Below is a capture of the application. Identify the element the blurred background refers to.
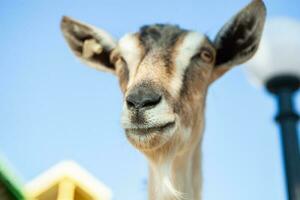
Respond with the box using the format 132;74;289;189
0;0;299;200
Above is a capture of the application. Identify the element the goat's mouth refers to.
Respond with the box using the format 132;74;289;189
125;121;176;150
125;121;175;135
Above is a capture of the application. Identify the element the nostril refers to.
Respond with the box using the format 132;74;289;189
126;96;136;109
141;95;161;108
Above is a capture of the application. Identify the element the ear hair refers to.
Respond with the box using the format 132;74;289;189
61;16;117;73
210;0;266;83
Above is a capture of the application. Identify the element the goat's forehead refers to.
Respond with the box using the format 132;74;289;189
138;24;187;50
118;24;207;58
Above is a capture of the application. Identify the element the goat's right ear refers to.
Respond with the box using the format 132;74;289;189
209;0;266;83
61;16;117;74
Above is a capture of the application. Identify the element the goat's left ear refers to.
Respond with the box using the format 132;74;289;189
61;16;117;74
210;0;266;83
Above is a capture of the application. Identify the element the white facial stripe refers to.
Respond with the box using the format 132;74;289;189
170;32;206;97
118;34;143;86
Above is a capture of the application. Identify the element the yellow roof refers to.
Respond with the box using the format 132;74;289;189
25;161;112;200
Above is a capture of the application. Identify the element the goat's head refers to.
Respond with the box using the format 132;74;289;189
61;0;265;155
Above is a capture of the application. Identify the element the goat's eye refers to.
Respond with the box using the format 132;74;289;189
192;48;213;64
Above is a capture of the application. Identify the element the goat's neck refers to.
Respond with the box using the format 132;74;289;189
146;124;204;200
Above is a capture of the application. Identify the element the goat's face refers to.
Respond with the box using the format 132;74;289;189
116;30;216;151
61;0;266;152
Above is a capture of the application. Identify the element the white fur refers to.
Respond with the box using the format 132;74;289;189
170;32;205;97
150;157;184;200
118;34;143;87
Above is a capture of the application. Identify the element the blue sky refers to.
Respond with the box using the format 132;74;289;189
0;0;299;200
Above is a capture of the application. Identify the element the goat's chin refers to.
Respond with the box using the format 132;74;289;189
125;122;176;151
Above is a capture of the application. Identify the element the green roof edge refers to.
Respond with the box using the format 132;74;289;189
0;155;26;200
0;170;26;200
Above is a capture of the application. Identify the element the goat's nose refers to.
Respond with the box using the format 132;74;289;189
126;87;161;110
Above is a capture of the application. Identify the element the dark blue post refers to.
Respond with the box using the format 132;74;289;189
267;75;300;200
